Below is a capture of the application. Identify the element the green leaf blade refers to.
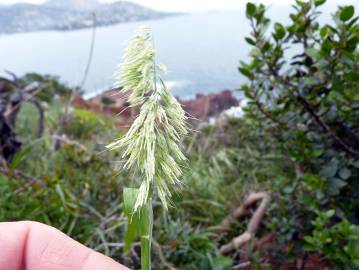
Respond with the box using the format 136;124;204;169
123;188;141;253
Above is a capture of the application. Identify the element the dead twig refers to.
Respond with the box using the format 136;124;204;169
52;135;88;152
0;74;45;161
219;192;270;255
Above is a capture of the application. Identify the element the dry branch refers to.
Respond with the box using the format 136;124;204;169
219;192;270;255
0;75;45;161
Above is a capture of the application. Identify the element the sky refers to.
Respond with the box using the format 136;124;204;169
0;0;350;12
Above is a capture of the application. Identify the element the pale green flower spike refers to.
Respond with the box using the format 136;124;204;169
107;26;188;212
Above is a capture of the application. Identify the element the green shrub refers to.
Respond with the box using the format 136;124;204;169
304;210;359;268
239;0;359;266
19;73;73;102
64;108;113;140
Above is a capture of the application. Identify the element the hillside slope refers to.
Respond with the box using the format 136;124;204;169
0;1;174;34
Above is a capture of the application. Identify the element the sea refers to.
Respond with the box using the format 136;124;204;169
0;1;352;99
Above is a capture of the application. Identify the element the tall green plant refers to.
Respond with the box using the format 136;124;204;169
107;27;188;270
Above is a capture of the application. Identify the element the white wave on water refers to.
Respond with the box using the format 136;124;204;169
83;88;111;99
164;80;190;91
224;99;248;118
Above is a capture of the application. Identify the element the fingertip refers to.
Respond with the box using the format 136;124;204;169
0;221;31;270
24;221;92;270
81;251;130;270
0;221;130;270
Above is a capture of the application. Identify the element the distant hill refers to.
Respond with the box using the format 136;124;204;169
0;0;175;34
44;0;100;10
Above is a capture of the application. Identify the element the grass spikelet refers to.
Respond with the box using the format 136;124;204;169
107;26;188;212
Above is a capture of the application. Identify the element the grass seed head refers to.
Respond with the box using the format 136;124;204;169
108;26;188;212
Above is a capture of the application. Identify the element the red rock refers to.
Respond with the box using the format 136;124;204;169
179;90;239;120
72;95;91;110
72;89;239;128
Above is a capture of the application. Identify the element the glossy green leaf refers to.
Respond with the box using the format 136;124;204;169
345;71;359;81
325;209;336;218
340;6;355;22
320;25;329;38
262;41;271;52
245;37;256;46
320;160;338;178
314;0;326;7
238;67;252;78
246;2;256;17
274;23;286;40
321;39;332;54
339;167;351;180
328;178;347;195
346;36;359;52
